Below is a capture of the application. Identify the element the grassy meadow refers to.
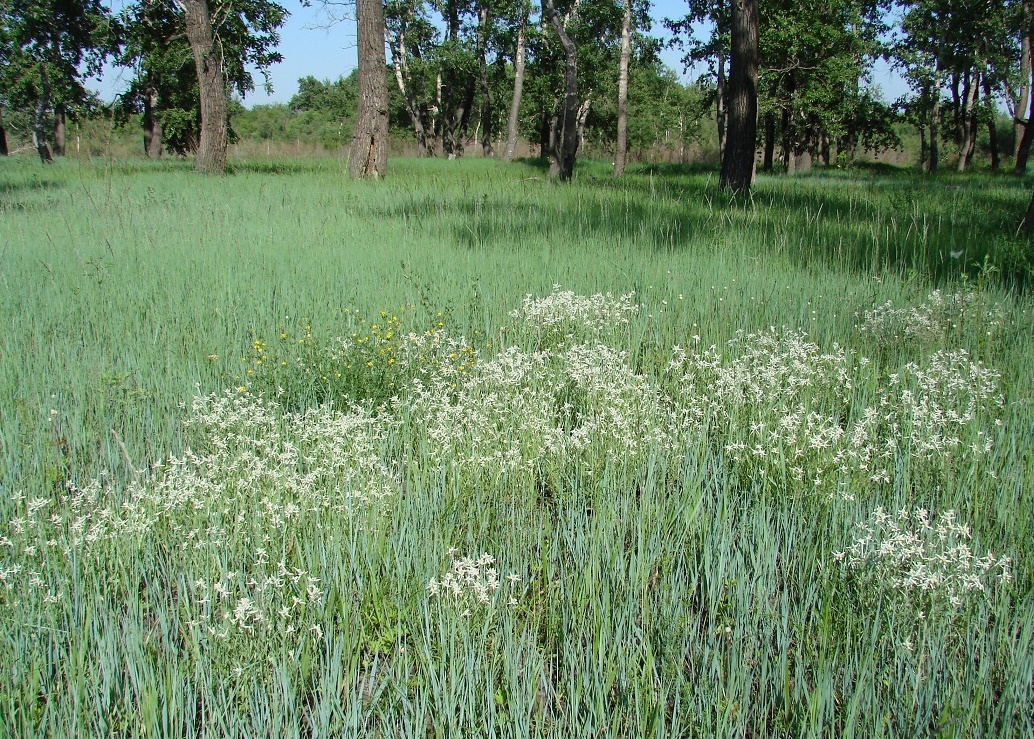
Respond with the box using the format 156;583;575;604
1;154;1033;736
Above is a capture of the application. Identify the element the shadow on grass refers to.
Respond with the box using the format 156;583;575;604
362;160;1034;287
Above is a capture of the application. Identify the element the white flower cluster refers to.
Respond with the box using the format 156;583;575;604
667;332;1001;492
405;342;668;478
510;285;638;344
834;507;1013;608
184;558;325;649
1;390;397;597
858;289;1004;346
427;550;520;611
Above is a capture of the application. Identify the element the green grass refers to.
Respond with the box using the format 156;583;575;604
1;154;1032;736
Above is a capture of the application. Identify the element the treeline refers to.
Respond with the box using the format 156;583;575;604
3;0;1034;182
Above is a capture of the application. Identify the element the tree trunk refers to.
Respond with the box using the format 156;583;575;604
143;85;163;158
613;0;631;176
546;0;579;181
53;103;66;156
762;111;774;171
0;106;8;156
719;0;758;192
350;0;390;178
477;1;493;157
183;0;227;175
1017;21;1031;158
928;91;940;174
820;130;830;166
982;75;999;171
957;69;978;173
390;25;429;156
503;20;527;162
716;54;726;160
576;97;591;146
32;63;54;164
919;125;927;168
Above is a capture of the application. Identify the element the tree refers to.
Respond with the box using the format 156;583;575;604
1;0;113;162
545;0;580;180
350;0;390;177
163;0;286;174
502;0;530;161
613;0;631;175
719;0;757;192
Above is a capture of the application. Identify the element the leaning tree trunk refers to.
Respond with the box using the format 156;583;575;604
350;0;390;178
390;24;429;156
183;0;227;175
502;19;527;162
1017;22;1031;159
53;103;66;156
613;0;631;176
719;0;758;193
32;63;54;163
546;0;579;182
0;107;8;156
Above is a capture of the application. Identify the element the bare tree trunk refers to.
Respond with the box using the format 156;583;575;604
576;97;591;146
350;0;390;178
390;26;429;156
957;68;978;173
546;0;579;181
53;103;66;156
477;0;493;156
928;88;940;174
1017;23;1031;158
613;0;631;175
919;125;927;167
503;20;526;162
982;75;999;171
32;63;54;163
762;110;774;171
819;130;830;166
0;106;9;156
719;0;758;192
716;54;726;159
143;85;163;158
183;0;227;175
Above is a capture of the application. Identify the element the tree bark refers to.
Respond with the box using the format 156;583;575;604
546;0;579;181
53;103;66;156
957;68;978;173
503;20;526;162
1017;22;1031;159
1022;188;1034;234
183;0;227;175
982;76;999;171
719;0;758;192
613;0;631;176
0;106;8;156
32;63;54;163
350;0;390;178
716;54;726;160
143;85;163;158
390;25;429;155
477;0;493;156
928;89;940;174
819;130;830;166
762;110;774;171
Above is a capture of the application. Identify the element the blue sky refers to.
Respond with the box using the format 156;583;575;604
90;0;908;108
